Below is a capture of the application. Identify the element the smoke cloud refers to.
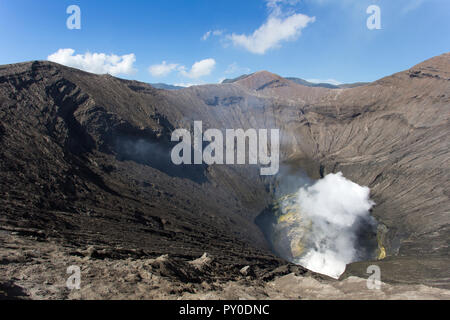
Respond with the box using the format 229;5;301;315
268;172;377;279
114;136;207;183
294;172;376;278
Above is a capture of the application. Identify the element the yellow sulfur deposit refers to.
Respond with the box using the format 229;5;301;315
278;211;297;223
271;192;312;261
376;224;388;260
291;239;305;258
378;246;386;260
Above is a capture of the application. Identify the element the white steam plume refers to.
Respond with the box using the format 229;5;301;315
272;172;376;279
295;172;376;278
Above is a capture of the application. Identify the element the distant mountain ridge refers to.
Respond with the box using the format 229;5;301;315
149;83;184;90
151;73;368;90
222;73;368;89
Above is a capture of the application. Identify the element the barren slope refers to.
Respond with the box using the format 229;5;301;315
0;53;449;298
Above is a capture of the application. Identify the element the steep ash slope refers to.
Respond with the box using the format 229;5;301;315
304;56;450;287
0;61;280;275
0;53;449;290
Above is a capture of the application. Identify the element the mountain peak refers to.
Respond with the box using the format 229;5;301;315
232;70;289;91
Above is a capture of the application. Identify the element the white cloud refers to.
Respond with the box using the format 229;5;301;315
266;0;301;15
48;48;136;76
174;82;203;88
148;61;179;77
202;29;224;41
202;31;212;41
149;58;216;80
227;0;315;54
307;78;342;86
229;14;315;54
180;58;216;79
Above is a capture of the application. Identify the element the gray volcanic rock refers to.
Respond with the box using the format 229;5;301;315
0;61;278;272
0;53;449;298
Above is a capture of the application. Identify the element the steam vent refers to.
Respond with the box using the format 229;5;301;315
1;53;450;299
257;172;381;279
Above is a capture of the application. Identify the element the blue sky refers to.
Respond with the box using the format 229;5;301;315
1;0;449;85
